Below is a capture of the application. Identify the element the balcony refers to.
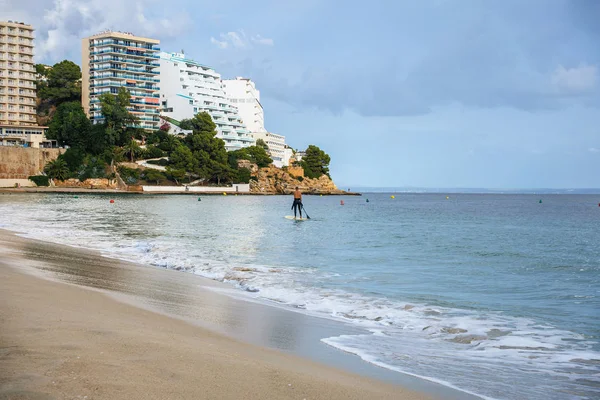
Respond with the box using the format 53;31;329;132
90;49;160;59
90;65;159;75
18;39;33;47
91;73;159;83
90;57;160;68
18;90;36;98
90;81;159;91
91;39;159;51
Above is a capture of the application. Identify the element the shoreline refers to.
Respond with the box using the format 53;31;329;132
0;229;475;400
0;187;362;196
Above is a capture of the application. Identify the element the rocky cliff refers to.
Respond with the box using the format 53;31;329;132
247;164;345;195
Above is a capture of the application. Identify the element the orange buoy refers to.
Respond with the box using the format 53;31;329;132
110;199;115;204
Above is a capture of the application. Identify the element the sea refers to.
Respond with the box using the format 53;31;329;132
1;192;599;400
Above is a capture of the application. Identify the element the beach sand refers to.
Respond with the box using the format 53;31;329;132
0;231;431;400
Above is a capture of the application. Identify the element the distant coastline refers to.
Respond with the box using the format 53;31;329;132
348;187;600;195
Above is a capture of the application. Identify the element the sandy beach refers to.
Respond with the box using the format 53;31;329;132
0;230;431;400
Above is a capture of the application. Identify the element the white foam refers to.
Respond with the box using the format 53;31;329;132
1;200;599;400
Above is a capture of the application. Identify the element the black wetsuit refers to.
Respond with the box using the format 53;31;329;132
292;197;303;217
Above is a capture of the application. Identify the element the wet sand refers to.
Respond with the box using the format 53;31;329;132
0;230;432;400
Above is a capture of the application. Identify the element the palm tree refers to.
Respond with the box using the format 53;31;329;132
123;138;141;162
44;158;70;181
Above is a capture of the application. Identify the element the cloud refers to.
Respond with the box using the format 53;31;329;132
210;30;274;49
210;37;229;49
2;0;191;62
552;65;598;93
251;34;274;46
220;2;600;117
589;147;599;153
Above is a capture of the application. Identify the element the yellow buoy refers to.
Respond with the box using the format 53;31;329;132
391;195;395;199
223;192;227;196
446;196;449;200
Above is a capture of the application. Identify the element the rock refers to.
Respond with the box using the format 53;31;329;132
249;165;344;195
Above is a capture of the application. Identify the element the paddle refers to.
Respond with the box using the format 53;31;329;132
301;204;311;219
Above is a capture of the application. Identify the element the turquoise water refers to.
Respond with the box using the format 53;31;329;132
1;193;599;399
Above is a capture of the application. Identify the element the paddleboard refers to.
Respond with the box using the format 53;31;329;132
285;216;309;221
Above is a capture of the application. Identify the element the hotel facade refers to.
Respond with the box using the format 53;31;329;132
82;31;161;131
0;21;49;147
222;77;265;134
159;51;254;151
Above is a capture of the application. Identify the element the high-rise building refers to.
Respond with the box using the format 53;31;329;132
0;21;49;148
223;77;292;167
82;31;161;131
222;77;265;134
159;51;254;151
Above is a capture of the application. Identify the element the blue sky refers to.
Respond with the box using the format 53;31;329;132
5;0;600;188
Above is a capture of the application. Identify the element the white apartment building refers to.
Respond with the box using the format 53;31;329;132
159;52;254;151
253;131;290;168
222;77;265;134
82;31;161;131
223;77;296;167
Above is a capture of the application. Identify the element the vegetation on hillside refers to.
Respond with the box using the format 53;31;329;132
36;59;333;186
36;60;82;125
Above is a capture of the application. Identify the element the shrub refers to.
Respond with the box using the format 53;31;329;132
235;167;251;184
143;169;166;185
143;145;166;159
297;176;304;182
77;156;108;181
147;158;169;166
29;175;49;187
117;166;140;184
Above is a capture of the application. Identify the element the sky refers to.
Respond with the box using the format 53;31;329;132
3;0;600;189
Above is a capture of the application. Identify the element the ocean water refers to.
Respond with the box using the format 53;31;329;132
1;193;599;400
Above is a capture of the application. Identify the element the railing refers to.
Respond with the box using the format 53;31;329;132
90;49;160;59
91;90;159;98
91;39;159;50
90;57;160;67
91;73;159;83
90;66;159;75
90;82;159;91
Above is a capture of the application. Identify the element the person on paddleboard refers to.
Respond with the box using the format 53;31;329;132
292;187;303;219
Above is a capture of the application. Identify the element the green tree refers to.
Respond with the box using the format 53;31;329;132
44;158;70;181
301;145;331;179
38;60;81;106
256;138;269;151
179;119;193;130
165;167;187;185
169;144;196;172
228;146;272;169
144;169;166;185
61;147;86;172
235;167;251;183
183;112;231;182
99;87;139;146
123;138;142;162
245;146;272;168
46;102;91;148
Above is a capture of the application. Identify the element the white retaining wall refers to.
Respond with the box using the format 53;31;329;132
0;179;37;188
142;184;250;193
